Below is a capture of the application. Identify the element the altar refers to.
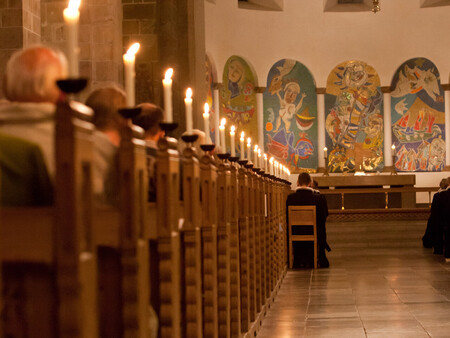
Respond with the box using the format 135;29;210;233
314;174;416;209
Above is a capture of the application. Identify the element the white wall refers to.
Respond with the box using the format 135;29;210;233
205;0;450;87
205;0;450;189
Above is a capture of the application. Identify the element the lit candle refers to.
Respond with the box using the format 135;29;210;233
203;103;210;144
258;149;262;169
391;144;396;157
63;0;81;78
240;131;245;160
247;137;252;162
254;145;258;166
123;42;140;107
185;88;193;134
264;154;268;171
230;125;236;157
269;157;274;175
219;118;226;153
324;147;328;158
162;68;173;122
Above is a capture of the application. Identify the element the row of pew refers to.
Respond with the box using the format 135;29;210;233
0;95;292;337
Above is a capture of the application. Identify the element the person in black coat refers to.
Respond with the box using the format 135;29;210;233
286;172;330;268
422;178;448;253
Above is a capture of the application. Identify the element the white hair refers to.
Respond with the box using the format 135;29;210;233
4;45;68;103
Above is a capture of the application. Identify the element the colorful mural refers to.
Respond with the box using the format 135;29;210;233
263;59;318;172
325;61;384;173
391;58;445;172
220;56;258;154
206;54;216;143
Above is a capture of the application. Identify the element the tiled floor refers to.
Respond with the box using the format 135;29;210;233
258;220;450;337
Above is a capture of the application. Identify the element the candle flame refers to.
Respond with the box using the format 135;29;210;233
230;125;235;133
220;118;226;127
258;149;261;156
391;144;395;149
204;103;209;115
164;68;173;80
269;157;274;163
68;0;81;11
254;144;258;152
247;137;251;145
126;43;140;56
186;88;192;99
264;153;267;160
240;131;245;140
323;147;327;151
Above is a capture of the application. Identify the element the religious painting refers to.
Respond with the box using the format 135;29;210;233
220;56;258;152
263;59;318;173
391;58;445;172
206;53;217;143
325;60;384;173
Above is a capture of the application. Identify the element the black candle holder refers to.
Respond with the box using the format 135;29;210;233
118;107;141;119
56;78;89;94
229;156;239;163
263;173;271;178
217;153;230;161
200;144;215;153
245;162;254;169
159;122;178;137
181;134;199;144
238;159;248;167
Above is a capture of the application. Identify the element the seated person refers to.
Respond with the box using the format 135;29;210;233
422;178;448;250
286;172;329;268
131;103;165;202
0;133;53;206
0;45;68;179
85;86;127;203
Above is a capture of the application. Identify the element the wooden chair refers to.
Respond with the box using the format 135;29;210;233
287;206;317;269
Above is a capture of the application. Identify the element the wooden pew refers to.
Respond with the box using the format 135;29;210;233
0;99;98;337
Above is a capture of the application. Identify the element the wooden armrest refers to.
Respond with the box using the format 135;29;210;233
93;206;120;247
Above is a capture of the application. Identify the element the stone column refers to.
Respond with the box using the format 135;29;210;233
383;90;393;169
445;89;450;170
159;0;206;137
317;91;326;170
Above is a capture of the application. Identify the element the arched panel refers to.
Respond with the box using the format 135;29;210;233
220;55;258;153
390;57;445;172
325;60;384;173
263;59;318;173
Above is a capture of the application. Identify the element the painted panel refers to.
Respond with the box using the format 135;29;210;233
206;54;217;143
325;60;384;173
220;56;258;154
263;59;318;172
391;58;445;172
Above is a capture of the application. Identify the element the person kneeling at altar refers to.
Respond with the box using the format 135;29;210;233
85;86;127;204
132;103;165;202
286;172;330;268
0;46;67;205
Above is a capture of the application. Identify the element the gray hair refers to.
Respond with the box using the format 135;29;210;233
4;45;68;103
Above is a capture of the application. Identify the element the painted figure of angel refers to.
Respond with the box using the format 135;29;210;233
273;82;306;133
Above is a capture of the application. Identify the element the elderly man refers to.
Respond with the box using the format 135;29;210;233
0;46;67;205
0;46;67;178
286;172;330;268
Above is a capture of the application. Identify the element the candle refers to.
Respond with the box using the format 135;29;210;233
185;88;193;134
63;0;81;77
324;147;328;158
203;103;210;144
391;144;396;157
162;68;173;122
230;125;236;157
123;42;140;107
269;157;274;175
240;131;245;160
264;154;268;171
254;145;258;166
258;148;262;168
247;137;252;162
220;118;226;153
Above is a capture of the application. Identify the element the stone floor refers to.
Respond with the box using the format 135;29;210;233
257;220;450;337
